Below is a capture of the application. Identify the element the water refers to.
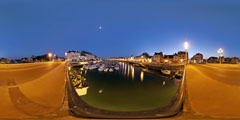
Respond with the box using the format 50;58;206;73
72;62;180;112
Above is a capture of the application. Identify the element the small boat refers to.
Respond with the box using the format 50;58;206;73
98;67;104;71
104;68;109;72
109;68;114;72
114;66;119;70
161;70;171;75
89;65;97;70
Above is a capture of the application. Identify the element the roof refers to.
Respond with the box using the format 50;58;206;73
154;52;163;55
66;50;80;53
164;55;174;59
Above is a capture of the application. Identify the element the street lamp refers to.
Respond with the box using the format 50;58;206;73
184;41;189;50
48;53;53;61
218;48;224;64
184;42;189;65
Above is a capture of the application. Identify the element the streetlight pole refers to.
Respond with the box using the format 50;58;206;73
217;48;223;64
184;42;189;66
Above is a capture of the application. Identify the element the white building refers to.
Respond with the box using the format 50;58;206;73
85;54;95;61
65;51;81;62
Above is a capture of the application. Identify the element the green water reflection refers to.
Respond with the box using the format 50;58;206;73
73;62;179;112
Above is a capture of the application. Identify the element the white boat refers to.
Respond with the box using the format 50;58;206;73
104;68;109;72
161;70;171;75
84;65;91;70
89;65;97;70
109;68;114;72
98;67;104;71
114;66;119;70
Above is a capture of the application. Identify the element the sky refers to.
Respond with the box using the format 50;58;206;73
0;0;240;59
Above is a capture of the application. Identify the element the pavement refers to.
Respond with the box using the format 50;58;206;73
0;62;66;119
1;62;240;120
186;64;240;119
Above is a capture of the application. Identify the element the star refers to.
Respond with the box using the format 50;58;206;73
99;26;102;30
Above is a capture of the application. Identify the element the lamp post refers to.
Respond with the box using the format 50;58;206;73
217;48;223;64
184;42;189;65
48;53;53;61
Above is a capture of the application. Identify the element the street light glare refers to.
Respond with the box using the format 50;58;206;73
48;53;53;57
184;42;189;50
218;48;224;57
218;48;224;54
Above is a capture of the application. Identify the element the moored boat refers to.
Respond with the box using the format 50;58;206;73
161;70;171;75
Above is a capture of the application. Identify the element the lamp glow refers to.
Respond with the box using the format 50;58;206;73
184;42;189;50
218;48;224;56
48;53;53;57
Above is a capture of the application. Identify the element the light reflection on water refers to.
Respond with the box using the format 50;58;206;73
140;71;144;82
127;65;130;77
71;61;181;111
120;62;143;81
131;66;134;80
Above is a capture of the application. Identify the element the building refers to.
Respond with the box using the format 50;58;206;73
191;53;204;64
231;57;239;64
81;51;96;61
207;57;219;63
223;57;239;64
135;52;150;62
163;51;187;64
163;55;174;64
0;58;10;64
153;52;163;63
177;51;188;64
65;51;81;62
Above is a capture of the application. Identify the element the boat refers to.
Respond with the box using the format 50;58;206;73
114;66;119;70
161;70;171;75
104;68;109;72
98;67;104;71
89;65;97;70
109;68;114;72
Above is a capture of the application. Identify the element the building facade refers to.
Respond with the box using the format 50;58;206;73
191;53;203;63
153;52;163;63
65;51;81;62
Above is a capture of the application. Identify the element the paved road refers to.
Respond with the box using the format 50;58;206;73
0;62;66;119
186;64;240;118
1;62;240;120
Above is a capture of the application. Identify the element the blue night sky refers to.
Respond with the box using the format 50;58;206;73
0;0;240;59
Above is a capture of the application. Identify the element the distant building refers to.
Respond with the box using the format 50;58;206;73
191;53;203;64
231;57;239;64
84;54;95;61
65;51;81;62
153;52;163;63
135;52;150;62
163;55;174;64
207;57;219;63
0;58;10;64
223;57;239;64
163;51;187;64
177;51;188;64
81;51;97;61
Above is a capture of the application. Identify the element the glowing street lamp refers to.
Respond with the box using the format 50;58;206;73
184;41;189;50
184;42;189;65
48;53;53;61
218;48;224;64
